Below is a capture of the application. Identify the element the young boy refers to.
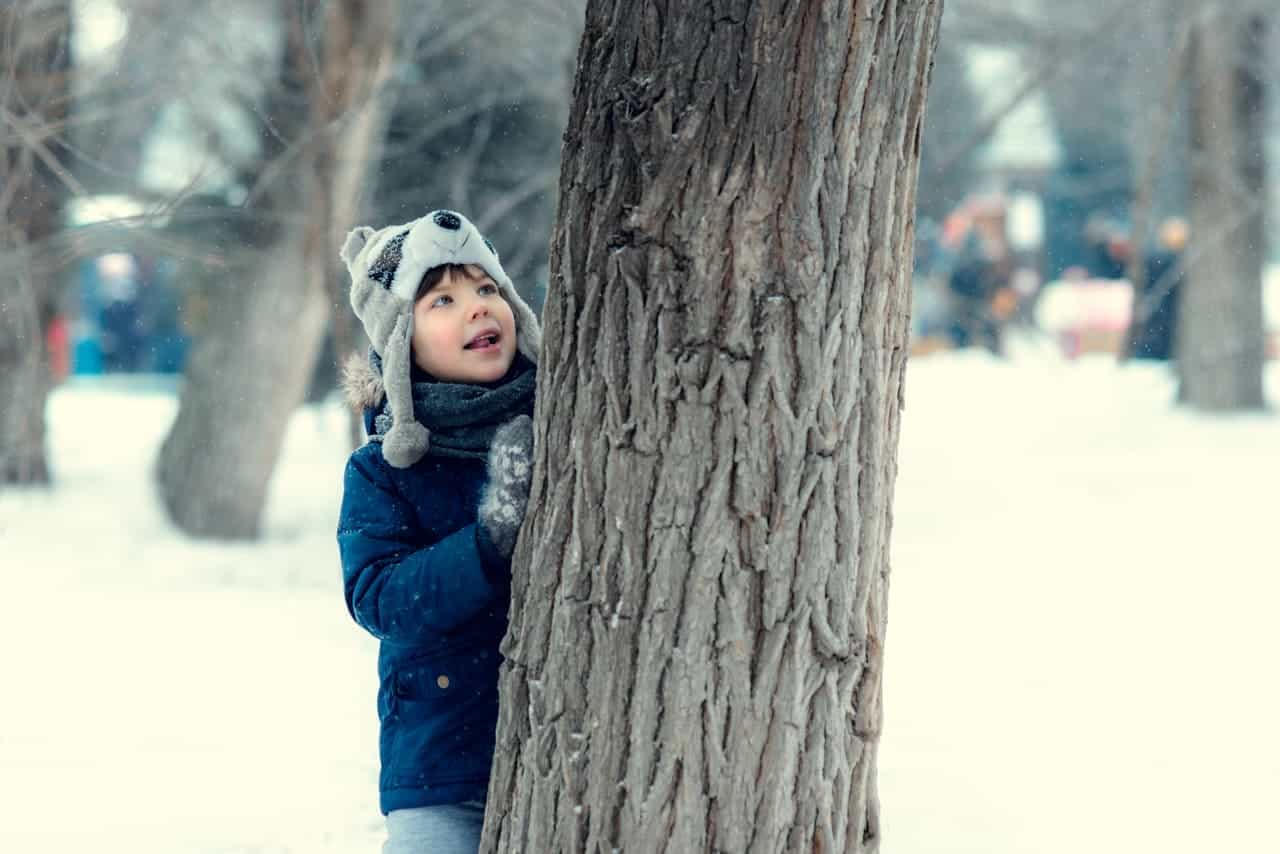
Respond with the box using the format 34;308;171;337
336;209;541;853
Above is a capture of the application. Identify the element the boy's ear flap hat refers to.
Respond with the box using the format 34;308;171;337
339;209;542;468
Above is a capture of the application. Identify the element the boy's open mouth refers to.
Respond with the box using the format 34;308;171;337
464;331;501;350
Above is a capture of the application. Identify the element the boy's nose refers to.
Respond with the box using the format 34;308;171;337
468;300;489;320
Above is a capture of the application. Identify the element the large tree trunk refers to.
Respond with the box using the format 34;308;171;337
155;0;396;537
0;0;72;486
1179;9;1268;410
483;2;942;852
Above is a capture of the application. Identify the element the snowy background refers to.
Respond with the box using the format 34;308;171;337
2;345;1277;853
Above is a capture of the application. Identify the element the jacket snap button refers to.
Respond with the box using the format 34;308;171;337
437;674;450;689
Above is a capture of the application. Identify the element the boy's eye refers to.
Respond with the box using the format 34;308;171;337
478;283;498;295
431;294;452;307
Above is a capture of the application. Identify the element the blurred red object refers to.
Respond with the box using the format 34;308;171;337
46;314;70;382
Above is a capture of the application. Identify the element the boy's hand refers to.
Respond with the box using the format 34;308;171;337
479;415;535;559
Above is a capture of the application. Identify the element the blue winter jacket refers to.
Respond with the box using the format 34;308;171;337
337;428;512;815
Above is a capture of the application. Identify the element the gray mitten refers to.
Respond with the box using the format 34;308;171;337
479;415;535;559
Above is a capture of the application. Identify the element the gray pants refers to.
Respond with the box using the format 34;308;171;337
383;801;486;854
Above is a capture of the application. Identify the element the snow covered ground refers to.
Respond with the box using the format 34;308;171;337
2;347;1277;853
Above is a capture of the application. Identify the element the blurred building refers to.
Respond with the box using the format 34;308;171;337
967;47;1062;183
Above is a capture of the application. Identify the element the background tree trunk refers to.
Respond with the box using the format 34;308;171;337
308;0;397;448
0;0;72;485
483;2;942;852
155;0;397;537
1178;8;1268;410
0;256;50;484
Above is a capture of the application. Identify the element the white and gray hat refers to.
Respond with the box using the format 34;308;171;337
339;209;541;468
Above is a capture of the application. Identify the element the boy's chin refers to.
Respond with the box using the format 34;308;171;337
465;353;515;382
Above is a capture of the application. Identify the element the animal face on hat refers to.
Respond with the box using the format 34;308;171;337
339;209;542;467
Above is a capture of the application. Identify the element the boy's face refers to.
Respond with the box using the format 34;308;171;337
411;265;517;383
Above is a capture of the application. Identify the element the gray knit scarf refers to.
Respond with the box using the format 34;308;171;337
368;349;536;460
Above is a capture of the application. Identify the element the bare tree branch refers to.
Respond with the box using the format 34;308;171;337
476;166;559;234
929;2;1141;178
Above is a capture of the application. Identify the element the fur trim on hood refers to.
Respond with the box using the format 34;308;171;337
341;351;384;412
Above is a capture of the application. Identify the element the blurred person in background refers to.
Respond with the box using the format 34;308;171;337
946;229;1004;354
1130;217;1187;361
1084;214;1132;281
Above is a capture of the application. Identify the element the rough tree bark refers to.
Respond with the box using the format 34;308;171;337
1179;8;1268;410
155;0;396;537
0;0;71;485
482;2;943;852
